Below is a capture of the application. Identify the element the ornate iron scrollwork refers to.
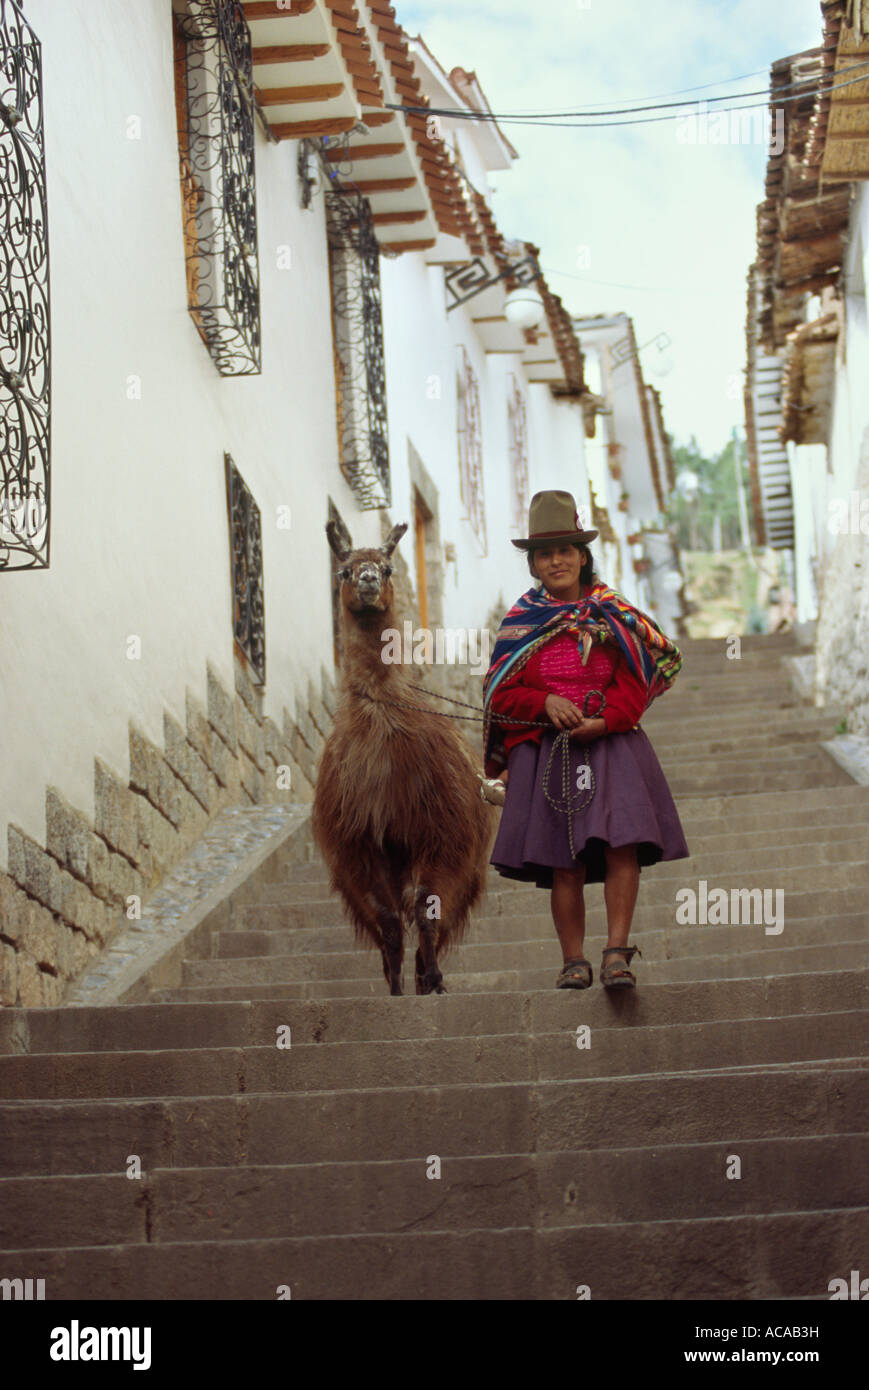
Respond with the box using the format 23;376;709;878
445;253;542;312
325;189;391;510
1;0;50;570
225;452;265;684
174;0;260;376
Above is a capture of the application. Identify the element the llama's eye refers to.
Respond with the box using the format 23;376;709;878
382;565;393;578
339;568;351;581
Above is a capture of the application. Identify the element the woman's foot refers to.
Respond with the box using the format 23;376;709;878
600;945;642;989
556;957;593;989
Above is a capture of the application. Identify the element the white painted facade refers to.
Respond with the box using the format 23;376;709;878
788;184;869;625
0;0;603;868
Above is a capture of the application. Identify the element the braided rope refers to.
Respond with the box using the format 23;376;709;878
541;691;605;859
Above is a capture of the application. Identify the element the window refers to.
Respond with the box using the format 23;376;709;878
507;374;529;530
1;0;50;570
326;189;390;509
457;344;486;553
225;453;265;684
172;0;261;376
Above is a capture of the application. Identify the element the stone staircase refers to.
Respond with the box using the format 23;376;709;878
1;632;867;1298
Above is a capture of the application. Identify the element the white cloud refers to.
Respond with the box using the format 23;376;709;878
399;0;824;455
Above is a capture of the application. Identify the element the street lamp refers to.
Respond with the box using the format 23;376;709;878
504;287;546;331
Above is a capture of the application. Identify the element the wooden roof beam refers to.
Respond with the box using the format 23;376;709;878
257;83;345;105
252;43;330;63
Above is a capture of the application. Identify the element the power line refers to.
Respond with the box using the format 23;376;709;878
426;66;773;115
385;60;869;129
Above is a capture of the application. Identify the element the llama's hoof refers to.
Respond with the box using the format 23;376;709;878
416;971;446;995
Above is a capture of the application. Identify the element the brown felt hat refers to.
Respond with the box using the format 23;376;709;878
511;490;598;551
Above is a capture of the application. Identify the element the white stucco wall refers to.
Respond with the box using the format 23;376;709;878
1;0;368;866
377;250;591;632
1;0;595;867
808;184;869;724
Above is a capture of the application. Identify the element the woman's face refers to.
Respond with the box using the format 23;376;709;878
532;544;585;598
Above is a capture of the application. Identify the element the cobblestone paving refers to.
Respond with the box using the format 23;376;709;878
65;804;310;1004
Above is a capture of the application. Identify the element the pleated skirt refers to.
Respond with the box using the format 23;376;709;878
491;726;690;888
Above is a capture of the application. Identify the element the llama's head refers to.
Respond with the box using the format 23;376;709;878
327;517;408;614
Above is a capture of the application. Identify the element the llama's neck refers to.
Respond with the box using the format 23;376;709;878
340;604;411;698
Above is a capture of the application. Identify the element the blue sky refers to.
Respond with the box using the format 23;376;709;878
398;0;825;457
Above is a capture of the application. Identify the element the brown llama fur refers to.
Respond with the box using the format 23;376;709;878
312;517;494;995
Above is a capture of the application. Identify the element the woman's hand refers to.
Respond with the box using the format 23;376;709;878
570;716;608;743
544;693;583;729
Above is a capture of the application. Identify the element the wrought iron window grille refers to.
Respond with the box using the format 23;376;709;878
173;0;261;376
1;0;50;570
225;452;265;684
326;187;391;510
507;373;529;531
456;344;487;555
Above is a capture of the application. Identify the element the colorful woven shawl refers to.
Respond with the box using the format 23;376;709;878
482;581;682;775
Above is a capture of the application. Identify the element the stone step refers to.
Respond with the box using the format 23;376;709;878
666;768;852;796
1;1063;865;1177
643;707;839;733
656;743;844;772
227;876;869;926
3;1132;865;1249
6;972;861;1055
264;820;869;894
184;926;869;987
211;910;869;965
1;1011;865;1103
248;837;869;908
5;1205;866;1299
160;941;869;999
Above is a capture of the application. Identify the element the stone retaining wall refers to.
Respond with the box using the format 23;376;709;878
0;654;335;1008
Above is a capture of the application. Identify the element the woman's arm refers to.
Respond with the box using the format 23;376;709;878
599;655;649;733
488;671;549;729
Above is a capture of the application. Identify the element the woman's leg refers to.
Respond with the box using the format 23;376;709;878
551;864;588;961
603;844;639;959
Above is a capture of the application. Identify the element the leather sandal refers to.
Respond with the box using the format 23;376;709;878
556;957;593;989
600;945;642;989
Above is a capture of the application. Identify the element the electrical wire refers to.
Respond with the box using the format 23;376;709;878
418;65;774;115
384;59;869;129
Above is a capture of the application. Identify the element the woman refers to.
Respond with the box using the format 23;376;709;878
482;490;689;990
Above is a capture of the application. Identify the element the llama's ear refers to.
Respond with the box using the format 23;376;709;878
326;518;353;561
381;522;408;559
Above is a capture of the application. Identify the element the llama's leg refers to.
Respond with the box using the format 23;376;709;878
412;886;445;995
374;904;404;995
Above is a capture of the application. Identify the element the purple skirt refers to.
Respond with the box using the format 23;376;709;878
491;726;690;888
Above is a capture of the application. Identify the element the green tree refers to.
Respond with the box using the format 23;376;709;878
665;431;755;552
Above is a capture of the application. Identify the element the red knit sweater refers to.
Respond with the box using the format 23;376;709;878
488;632;649;758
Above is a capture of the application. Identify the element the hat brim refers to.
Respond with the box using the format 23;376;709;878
511;529;598;551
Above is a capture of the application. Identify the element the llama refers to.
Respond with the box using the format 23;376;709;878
312;516;494;995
